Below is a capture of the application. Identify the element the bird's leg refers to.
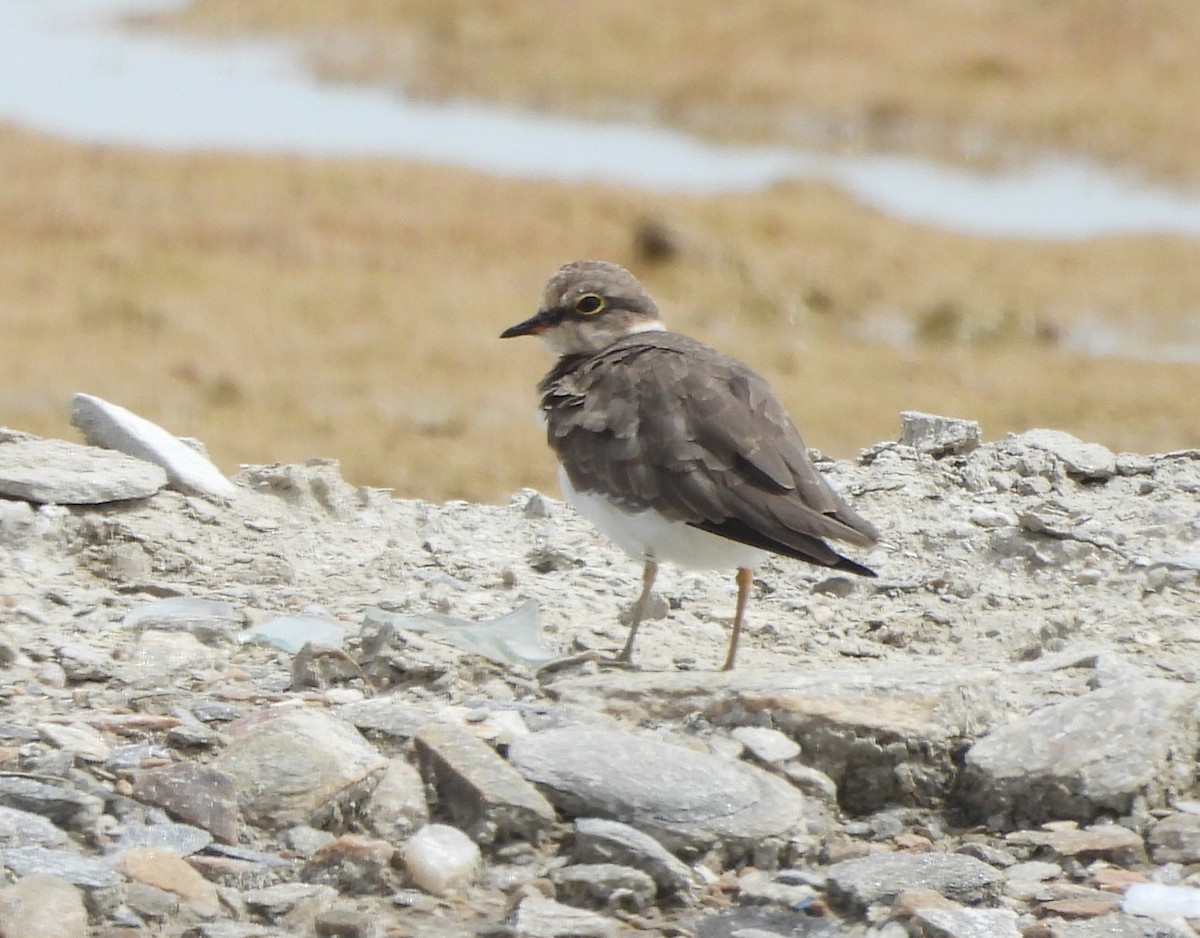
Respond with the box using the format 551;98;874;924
721;567;754;671
618;558;658;663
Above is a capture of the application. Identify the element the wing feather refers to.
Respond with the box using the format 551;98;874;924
539;332;878;571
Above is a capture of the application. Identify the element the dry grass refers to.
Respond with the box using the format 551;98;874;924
146;0;1200;182
2;120;1198;504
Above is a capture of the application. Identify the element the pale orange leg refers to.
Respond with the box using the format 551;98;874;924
721;567;754;671
618;558;658;663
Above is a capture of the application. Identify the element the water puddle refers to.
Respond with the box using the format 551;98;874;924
3;0;1200;241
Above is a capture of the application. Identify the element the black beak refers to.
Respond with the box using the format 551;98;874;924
500;309;554;339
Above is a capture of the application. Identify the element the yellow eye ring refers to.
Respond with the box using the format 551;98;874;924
574;293;605;315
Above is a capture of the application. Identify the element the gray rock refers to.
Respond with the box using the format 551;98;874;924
70;392;238;501
514;895;618;938
730;726;801;764
1047;914;1198;937
960;680;1200;824
689;906;845;937
131;761;239;844
243;882;338;919
335;697;438;738
572;817;698;898
0;438;167;504
548;665;1003;813
0;874;89;938
899;411;982;456
825;852;1003;911
35;721;112;763
551;863;657;911
0;806;70;848
1149;812;1200;864
108;820;213;857
123;597;241;645
413;721;556;842
507;728;804;853
0;777;104;831
362;758;429;839
1016;428;1117;480
913;906;1021;938
0;846;124;887
213;708;386;829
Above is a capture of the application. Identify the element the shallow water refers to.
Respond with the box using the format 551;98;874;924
3;0;1200;241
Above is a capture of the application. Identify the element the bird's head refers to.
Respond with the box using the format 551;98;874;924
501;259;665;356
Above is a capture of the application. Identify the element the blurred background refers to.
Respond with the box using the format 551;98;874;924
3;0;1199;502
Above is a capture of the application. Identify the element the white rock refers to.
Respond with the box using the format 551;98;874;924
70;393;237;501
402;824;480;896
1122;881;1200;918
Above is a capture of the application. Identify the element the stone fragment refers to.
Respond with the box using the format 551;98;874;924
123;597;241;645
304;834;396;894
413;721;556;842
572;817;698;899
551;863;656;911
125;881;182;921
898;411;982;456
109;820;213;857
0;846;123;887
825;852;1003;911
70;392;238;500
362;758;429;839
0;806;70;848
119;847;221;918
1007;825;1145;862
122;629;217;685
1046;914;1195;937
960;680;1200;824
0;874;88;938
131;761;240;844
913;906;1021;937
689;907;841;937
35;721;112;763
212;708;386;829
243;882;338;921
1148;811;1200;863
730;726;801;763
508;728;803;853
1016;428;1117;480
514;895;618;938
0;777;104;831
0;437;167;504
335;698;437;739
401;824;480;896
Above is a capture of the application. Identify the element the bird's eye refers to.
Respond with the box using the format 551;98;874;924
574;293;605;315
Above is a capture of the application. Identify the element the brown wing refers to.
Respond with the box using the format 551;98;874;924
539;332;879;574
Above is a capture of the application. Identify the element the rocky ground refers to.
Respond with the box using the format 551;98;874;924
1;405;1199;938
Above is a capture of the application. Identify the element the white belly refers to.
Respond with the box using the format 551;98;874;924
558;466;765;571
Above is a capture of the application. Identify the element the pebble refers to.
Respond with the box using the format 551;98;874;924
401;824;481;896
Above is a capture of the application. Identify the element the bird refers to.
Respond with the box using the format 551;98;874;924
501;259;879;670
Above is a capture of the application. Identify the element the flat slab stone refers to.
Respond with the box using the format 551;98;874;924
960;679;1200;824
0;438;166;504
507;728;803;853
413;721;556;842
825;852;1003;911
547;665;1005;813
1015;428;1117;480
70;392;238;500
